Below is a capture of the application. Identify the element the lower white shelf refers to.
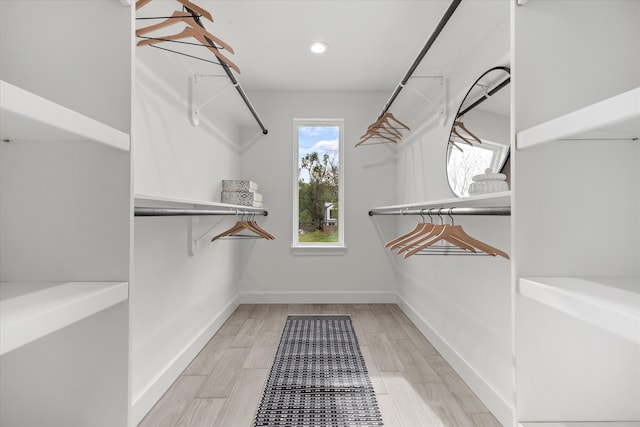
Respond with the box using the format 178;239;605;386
518;276;640;345
0;281;128;355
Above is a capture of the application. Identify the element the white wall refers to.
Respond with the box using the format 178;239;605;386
389;2;513;424
237;91;398;302
0;0;131;134
393;115;512;424
131;49;245;423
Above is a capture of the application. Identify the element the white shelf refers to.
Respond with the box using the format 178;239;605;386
0;281;129;355
371;191;511;211
518;276;640;345
134;193;265;211
517;87;640;150
0;80;130;151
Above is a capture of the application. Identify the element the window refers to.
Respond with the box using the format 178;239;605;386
447;139;508;197
293;119;344;252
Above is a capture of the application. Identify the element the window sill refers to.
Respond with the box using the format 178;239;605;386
290;246;347;256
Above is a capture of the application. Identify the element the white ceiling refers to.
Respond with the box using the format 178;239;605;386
135;0;510;127
136;0;453;91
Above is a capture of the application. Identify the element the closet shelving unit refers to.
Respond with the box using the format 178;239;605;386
135;192;266;214
0;80;131;355
370;190;510;212
517;87;639;150
516;86;640;349
135;194;268;223
1;78;131;425
514;86;639;423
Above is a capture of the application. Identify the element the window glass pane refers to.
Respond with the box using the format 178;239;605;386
295;122;342;245
447;144;495;197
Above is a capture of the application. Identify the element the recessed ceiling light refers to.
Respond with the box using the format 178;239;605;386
310;41;328;54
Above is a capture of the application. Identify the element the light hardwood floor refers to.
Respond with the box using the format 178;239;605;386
138;304;503;427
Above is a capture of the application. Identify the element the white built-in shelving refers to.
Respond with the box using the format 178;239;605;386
135;192;265;211
515;88;639;334
518;276;640;345
517;87;639;150
371;191;510;211
1;80;131;356
513;2;639;423
2;2;131;425
0;281;129;356
1;72;130;427
0;80;130;152
514;85;640;420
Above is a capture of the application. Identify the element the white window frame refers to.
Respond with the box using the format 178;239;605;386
292;118;345;255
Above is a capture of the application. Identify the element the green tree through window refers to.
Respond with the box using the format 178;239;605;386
294;120;344;246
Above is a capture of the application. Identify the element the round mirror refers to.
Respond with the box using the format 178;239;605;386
446;66;511;197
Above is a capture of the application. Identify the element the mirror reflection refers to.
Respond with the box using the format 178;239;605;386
446;67;510;197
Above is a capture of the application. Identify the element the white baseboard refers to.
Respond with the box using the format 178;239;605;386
130;294;241;425
397;295;514;427
238;291;397;305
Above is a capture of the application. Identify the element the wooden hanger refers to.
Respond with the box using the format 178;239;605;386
400;222;508;259
137;11;235;54
366;127;401;141
136;0;152;10
451;127;474;146
356;112;410;147
211;219;274;241
395;223;449;254
248;218;275;240
138;26;240;74
136;0;214;22
355;131;398;147
386;221;437;250
362;122;403;139
137;11;190;35
382;112;411;131
448;139;464;152
176;0;214;21
454;121;481;144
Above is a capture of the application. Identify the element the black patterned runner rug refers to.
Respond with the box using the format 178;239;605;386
254;315;384;426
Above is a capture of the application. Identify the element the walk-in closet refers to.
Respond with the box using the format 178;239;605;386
1;1;638;426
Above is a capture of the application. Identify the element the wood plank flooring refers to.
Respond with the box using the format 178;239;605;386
138;304;502;427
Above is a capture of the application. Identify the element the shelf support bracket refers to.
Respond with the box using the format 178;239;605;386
189;75;235;126
405;75;448;126
188;215;228;256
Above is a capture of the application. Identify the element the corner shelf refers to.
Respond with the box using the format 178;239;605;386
0;281;129;355
517;87;640;150
0;80;130;152
518;276;640;345
134;193;265;211
371;191;511;211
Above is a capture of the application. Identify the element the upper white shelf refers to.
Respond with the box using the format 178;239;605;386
518;276;640;345
0;80;130;151
517;87;640;150
371;191;511;211
0;281;129;355
134;193;265;211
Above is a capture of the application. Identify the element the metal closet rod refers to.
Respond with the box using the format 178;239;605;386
377;0;462;120
186;8;268;135
368;207;510;216
135;207;268;217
